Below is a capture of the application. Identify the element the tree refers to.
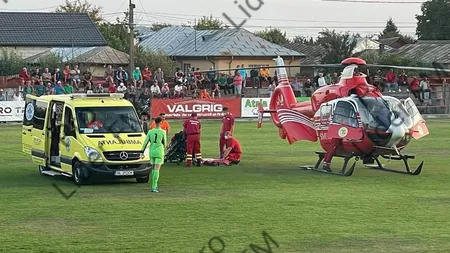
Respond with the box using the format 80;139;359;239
36;53;63;70
0;49;25;76
416;0;450;40
292;35;315;45
254;28;290;45
379;18;401;39
151;23;172;31
360;50;428;76
316;29;358;64
55;0;103;24
195;15;224;30
97;12;130;53
135;47;177;77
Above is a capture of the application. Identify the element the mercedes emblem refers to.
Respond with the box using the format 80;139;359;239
119;151;128;160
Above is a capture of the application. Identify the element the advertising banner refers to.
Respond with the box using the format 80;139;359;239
151;98;241;119
241;98;271;117
0;101;25;122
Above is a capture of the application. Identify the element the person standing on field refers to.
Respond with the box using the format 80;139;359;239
150;113;171;136
141;117;167;193
183;112;202;167
219;107;235;159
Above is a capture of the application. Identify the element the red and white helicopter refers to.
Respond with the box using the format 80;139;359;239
254;56;439;176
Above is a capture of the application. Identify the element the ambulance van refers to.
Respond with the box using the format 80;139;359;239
21;93;151;185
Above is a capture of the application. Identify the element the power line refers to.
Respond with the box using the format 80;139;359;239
322;0;425;3
134;11;418;24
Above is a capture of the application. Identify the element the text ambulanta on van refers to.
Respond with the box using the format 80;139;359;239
22;93;151;185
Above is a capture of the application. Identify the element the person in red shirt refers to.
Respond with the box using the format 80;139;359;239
108;83;117;93
19;67;30;84
223;131;242;164
409;76;420;99
219;107;235;158
183;112;202;167
385;69;397;91
142;66;152;88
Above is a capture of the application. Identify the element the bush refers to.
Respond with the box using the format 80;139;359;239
0;49;25;76
135;47;177;77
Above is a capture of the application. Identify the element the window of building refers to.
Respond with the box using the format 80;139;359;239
183;63;191;74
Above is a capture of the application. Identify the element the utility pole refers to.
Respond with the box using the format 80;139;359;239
129;0;135;72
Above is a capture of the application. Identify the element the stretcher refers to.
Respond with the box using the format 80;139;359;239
201;158;231;166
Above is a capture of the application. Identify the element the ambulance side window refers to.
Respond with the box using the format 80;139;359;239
64;107;75;137
33;101;47;130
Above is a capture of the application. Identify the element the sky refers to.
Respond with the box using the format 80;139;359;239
0;0;427;38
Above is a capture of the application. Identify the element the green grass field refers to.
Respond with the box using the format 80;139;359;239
1;119;450;253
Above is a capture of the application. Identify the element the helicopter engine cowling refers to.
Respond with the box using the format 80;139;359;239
386;115;409;148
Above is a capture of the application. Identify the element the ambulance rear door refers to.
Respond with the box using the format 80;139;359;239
31;99;50;166
22;95;37;154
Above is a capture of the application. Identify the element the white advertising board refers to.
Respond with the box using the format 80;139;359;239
241;98;271;118
0;101;25;122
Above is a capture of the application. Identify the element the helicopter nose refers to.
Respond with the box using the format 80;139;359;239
386;116;408;147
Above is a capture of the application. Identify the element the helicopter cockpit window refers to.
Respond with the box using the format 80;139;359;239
319;104;332;124
332;101;358;128
358;97;393;131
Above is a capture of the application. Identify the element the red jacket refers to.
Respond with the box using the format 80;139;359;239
385;72;396;83
183;117;201;135
410;79;419;90
226;137;242;154
19;71;30;81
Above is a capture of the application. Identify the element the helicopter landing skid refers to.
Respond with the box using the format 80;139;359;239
299;151;356;176
365;154;423;175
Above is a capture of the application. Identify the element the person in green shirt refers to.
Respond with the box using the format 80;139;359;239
35;81;46;96
132;67;142;88
141;117;167;193
324;73;332;85
64;83;73;94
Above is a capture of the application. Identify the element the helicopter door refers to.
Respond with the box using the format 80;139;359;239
328;101;363;140
402;98;429;139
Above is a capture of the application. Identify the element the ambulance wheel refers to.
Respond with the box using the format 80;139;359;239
73;161;88;185
136;175;149;183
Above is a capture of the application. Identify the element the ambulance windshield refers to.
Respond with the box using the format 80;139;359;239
76;106;142;134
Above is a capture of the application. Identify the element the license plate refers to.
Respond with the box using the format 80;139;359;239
114;170;134;176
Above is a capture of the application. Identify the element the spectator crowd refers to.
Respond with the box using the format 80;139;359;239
0;64;444;109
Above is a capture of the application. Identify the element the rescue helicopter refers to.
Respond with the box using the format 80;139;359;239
255;56;441;176
199;56;450;176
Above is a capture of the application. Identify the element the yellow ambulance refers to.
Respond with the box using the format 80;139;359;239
21;93;151;185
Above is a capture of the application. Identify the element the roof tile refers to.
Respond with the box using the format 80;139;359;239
0;12;106;47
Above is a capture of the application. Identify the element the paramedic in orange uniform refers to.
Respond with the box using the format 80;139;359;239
223;131;242;164
183;112;202;167
150;113;171;135
219;107;235;158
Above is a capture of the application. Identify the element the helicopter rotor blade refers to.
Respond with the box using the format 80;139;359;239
198;62;450;74
365;64;450;73
197;64;342;73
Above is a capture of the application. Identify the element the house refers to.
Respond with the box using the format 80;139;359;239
284;42;325;77
378;37;411;49
390;40;450;68
0;12;107;58
24;46;129;76
138;27;304;76
352;37;393;56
